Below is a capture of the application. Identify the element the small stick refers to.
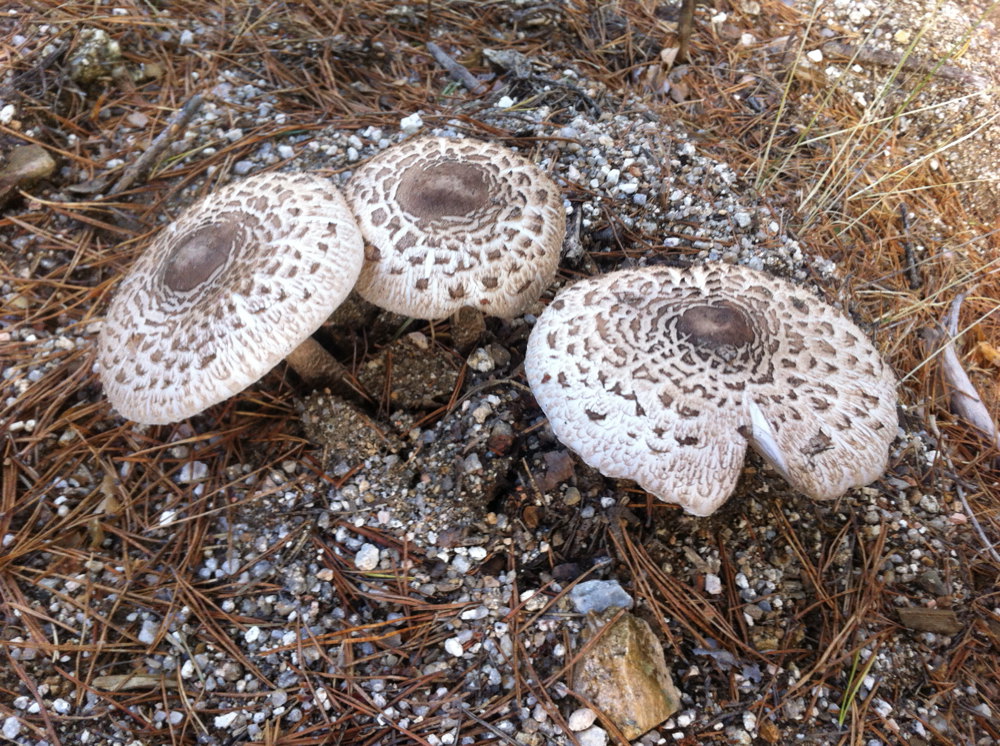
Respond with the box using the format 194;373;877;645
926;414;1000;563
426;42;487;95
898;203;922;289
821;40;989;90
678;0;697;63
108;94;204;195
955;481;1000;562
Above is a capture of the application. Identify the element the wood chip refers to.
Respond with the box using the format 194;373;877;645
92;673;178;691
897;608;962;634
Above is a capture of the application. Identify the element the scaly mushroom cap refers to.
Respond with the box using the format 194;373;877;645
524;263;899;516
98;172;364;425
345;136;566;319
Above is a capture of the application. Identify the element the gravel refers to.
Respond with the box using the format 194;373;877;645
1;2;997;745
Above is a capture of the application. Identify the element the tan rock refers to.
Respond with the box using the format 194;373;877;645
572;611;681;740
0;144;56;208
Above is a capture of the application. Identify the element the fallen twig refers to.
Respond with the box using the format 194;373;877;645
898;203;921;290
426;42;488;95
821;40;990;90
925;415;1000;563
108;94;204;195
677;0;697;63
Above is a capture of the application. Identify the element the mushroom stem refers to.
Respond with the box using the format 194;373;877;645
285;337;368;400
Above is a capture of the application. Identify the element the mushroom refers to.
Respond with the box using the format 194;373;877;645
524;263;899;516
344;135;566;323
98;172;364;425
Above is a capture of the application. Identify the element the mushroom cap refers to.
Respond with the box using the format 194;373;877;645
344;136;566;319
98;172;364;425
524;263;899;516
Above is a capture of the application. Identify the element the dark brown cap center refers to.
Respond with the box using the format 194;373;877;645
677;302;754;349
396;161;490;221
162;223;237;292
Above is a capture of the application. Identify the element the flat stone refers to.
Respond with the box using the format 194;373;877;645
572;611;681;739
569;579;634;614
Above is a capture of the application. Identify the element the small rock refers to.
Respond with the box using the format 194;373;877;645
214;711;239;728
178;461;208;483
567;708;597;731
354;543;380;572
461;605;489;621
577;725;608;746
537;449;575;491
487;422;514;455
138;619;159;645
916;569;948;596
572;612;681;739
569;579;634;614
3;716;21;739
467;347;495;373
52;699;70;714
704;573;723;595
400;112;423;133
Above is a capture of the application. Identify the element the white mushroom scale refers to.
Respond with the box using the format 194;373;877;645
98;172;364;425
525;263;899;516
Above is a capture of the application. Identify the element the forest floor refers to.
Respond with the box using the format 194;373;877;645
1;1;999;745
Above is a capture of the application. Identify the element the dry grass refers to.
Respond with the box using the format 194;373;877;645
2;1;999;745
